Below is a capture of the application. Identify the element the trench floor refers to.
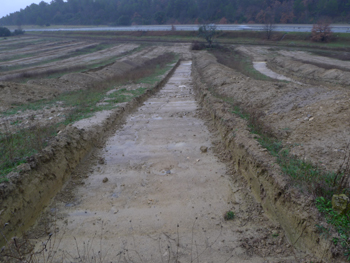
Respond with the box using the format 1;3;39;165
32;61;299;262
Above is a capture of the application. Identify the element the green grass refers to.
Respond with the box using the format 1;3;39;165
316;197;350;260
224;210;235;220
0;125;58;182
0;86;146;181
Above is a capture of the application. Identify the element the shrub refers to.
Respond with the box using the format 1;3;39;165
191;40;205;50
311;19;333;42
0;27;11;37
13;29;25;36
198;24;219;48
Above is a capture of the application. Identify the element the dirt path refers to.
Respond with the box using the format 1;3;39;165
31;61;297;262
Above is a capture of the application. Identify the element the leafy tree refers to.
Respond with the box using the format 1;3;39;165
0;27;11;37
154;11;165;24
311;19;333;42
13;29;25;35
198;24;218;48
0;0;348;26
118;15;130;26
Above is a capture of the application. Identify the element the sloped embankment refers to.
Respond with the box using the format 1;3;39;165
191;51;342;261
0;60;180;246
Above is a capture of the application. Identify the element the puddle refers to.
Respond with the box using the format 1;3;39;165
253;61;301;83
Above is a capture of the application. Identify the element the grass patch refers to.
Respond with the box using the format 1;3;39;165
224;210;235;221
0;124;58;182
316;197;350;260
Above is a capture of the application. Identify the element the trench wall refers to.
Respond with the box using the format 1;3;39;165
0;60;181;246
191;54;334;260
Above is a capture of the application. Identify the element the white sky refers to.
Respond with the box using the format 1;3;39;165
1;0;49;18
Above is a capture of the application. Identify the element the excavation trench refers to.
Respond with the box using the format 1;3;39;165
26;61;301;262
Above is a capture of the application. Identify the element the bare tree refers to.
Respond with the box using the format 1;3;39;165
256;8;275;40
264;22;275;40
311;19;333;42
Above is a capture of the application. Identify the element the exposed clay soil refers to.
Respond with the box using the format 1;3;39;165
199;48;350;172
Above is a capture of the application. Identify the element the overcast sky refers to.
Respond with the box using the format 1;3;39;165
2;0;49;18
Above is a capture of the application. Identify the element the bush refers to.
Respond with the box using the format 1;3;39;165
191;40;205;50
198;24;219;48
13;29;25;36
118;15;131;26
0;27;11;37
311;19;333;42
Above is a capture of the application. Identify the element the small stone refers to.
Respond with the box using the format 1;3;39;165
332;194;350;214
102;177;108;183
200;146;208;153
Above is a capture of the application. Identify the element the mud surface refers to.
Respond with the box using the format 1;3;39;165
29;62;297;262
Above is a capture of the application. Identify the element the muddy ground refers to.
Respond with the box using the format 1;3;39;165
1;35;350;262
26;61;302;263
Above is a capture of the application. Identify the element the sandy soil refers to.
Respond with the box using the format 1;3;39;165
26;61;300;263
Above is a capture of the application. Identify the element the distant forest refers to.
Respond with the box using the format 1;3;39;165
1;0;349;26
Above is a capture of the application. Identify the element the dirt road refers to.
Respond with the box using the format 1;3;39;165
30;61;299;262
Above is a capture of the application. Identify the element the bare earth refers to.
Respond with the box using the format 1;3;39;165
30;62;299;262
1;36;350;262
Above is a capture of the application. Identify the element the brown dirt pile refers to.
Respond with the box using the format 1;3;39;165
192;51;350;172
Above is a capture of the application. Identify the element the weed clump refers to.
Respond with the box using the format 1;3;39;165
224;210;235;221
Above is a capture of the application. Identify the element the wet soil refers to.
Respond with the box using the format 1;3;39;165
29;62;297;262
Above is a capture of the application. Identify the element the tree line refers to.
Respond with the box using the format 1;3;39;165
0;0;349;26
